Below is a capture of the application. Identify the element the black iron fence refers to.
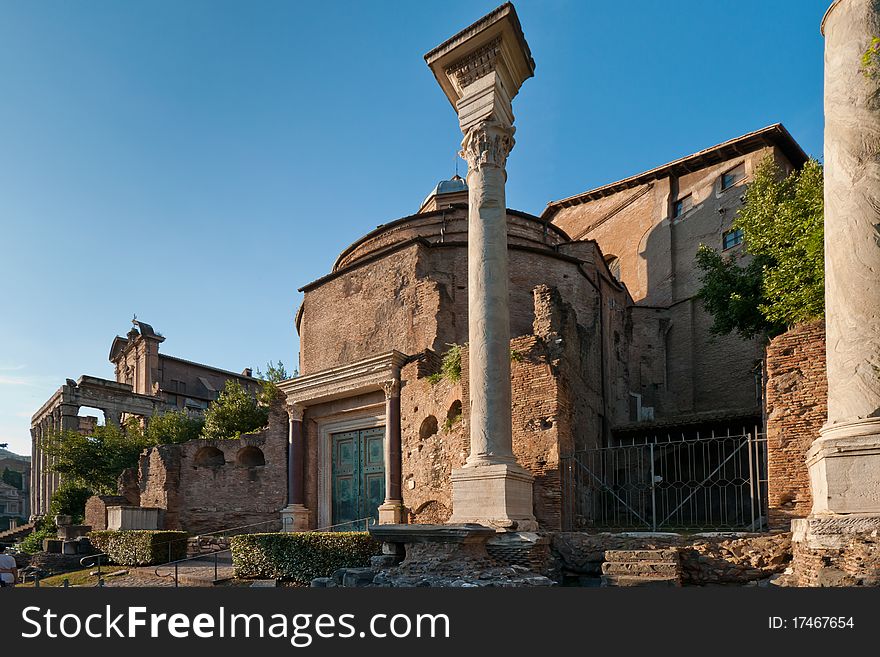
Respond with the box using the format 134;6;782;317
561;428;768;532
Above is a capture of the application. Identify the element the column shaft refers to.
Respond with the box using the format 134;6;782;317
466;162;514;464
823;0;880;426
288;416;304;506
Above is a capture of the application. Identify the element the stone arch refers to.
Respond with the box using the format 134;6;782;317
447;400;462;423
194;446;225;467
236;446;265;467
604;254;621;281
419;415;439;440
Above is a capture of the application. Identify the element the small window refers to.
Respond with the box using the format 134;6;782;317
604;255;621;281
672;194;692;219
721;163;745;190
723;228;744;250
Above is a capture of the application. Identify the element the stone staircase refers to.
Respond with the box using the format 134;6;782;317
0;521;35;543
601;549;682;587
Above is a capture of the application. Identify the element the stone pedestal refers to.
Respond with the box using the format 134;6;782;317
448;463;537;531
425;3;538;532
280;504;310;532
807;419;880;514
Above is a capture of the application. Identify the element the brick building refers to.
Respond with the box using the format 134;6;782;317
278;124;809;532
30;319;262;518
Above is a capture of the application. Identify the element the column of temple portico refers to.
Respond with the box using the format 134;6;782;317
426;4;538;530
379;374;405;524
30;425;40;518
281;403;309;531
807;0;880;515
40;418;50;516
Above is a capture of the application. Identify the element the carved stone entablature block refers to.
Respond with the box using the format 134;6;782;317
446;37;501;88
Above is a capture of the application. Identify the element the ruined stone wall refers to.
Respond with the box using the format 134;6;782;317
765;321;826;529
136;399;288;534
84;495;129;531
550;531;792;585
399;359;467;525
397;284;606;531
791;536;880;587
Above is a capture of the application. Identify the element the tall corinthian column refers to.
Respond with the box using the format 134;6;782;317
425;3;537;530
461;120;516;465
808;0;880;514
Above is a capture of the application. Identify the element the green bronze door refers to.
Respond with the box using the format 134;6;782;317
331;427;385;529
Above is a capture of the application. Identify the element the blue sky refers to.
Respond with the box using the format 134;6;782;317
0;0;829;455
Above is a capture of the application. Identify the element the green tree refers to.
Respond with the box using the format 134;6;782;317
48;482;93;523
145;410;205;445
2;467;23;490
696;156;824;339
202;379;270;440
42;419;152;495
254;360;294;404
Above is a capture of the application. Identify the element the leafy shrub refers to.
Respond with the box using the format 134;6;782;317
202;380;269;440
89;530;188;565
48;482;93;523
18;521;56;554
146;410;205;445
230;532;380;584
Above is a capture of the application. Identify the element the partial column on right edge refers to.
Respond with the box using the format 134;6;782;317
808;0;880;515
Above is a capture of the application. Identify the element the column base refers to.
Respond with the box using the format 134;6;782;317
280;504;310;532
807;418;880;514
378;500;406;525
448;462;537;531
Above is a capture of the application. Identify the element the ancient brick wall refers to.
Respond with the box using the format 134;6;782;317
136;398;288;534
399;284;605;531
765;321;826;529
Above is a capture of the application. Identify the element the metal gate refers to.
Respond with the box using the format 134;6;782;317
561;428;768;532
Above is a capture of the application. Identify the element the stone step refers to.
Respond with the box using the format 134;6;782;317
601;561;681;577
603;549;679;562
602;575;681;588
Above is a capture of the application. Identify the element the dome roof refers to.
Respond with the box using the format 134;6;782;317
421;174;467;209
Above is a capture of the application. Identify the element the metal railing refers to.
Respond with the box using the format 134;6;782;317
561;428;768;532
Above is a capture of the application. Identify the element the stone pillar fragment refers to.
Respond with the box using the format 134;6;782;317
281;403;309;531
808;0;880;514
378;376;405;524
425;3;537;530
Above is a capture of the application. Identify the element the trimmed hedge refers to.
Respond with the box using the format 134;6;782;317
231;532;380;584
89;530;188;566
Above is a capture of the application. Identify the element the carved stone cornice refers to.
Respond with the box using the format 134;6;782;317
460;120;515;173
278;351;408;407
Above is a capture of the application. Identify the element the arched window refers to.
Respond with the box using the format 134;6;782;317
236;446;265;467
419;416;439;440
604;255;621;281
194;446;225;467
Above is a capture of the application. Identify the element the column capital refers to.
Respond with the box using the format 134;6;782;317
380;379;400;399
460;120;515;173
286;402;305;422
